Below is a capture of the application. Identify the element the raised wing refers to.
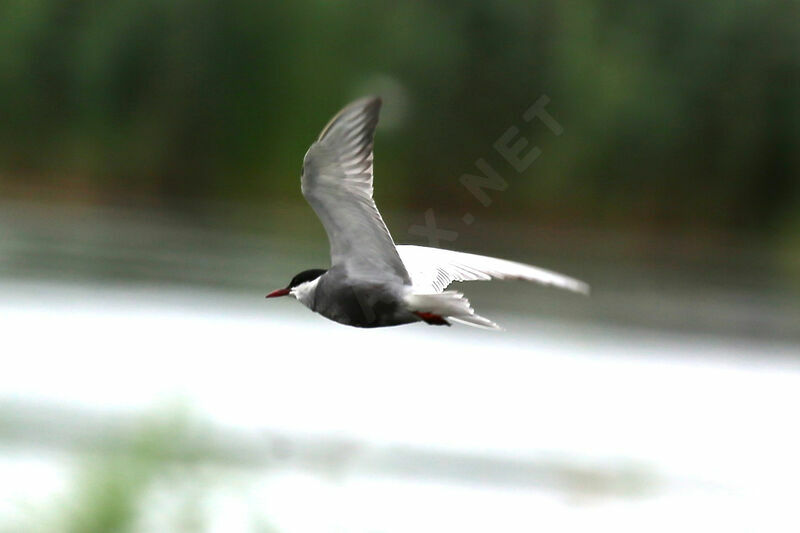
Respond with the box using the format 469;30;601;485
397;245;590;294
302;97;410;282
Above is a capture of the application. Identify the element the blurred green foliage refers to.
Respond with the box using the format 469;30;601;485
6;411;279;533
0;0;797;238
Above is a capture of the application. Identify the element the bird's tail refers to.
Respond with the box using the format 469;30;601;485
405;291;502;330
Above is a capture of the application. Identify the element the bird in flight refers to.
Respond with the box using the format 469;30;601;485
266;97;588;329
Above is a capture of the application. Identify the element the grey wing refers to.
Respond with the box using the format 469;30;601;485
302;97;410;284
396;245;590;294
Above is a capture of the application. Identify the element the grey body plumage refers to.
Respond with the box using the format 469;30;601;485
311;265;418;328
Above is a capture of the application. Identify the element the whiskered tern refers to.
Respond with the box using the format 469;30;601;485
267;97;588;329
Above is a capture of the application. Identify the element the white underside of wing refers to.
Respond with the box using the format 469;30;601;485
396;245;590;295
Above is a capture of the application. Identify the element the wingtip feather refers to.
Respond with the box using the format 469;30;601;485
569;279;591;296
317;96;382;142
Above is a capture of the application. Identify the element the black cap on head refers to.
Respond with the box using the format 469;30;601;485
289;269;327;288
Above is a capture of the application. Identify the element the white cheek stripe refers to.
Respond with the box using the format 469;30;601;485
290;277;320;308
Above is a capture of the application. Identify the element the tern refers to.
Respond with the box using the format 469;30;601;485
267;97;589;329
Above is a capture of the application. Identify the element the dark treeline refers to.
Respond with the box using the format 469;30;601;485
1;0;797;240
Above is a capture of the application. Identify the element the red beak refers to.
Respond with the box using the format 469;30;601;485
266;288;291;298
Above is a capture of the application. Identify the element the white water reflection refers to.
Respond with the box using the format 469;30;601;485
1;279;799;532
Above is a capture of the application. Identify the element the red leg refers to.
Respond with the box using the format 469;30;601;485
414;311;451;326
